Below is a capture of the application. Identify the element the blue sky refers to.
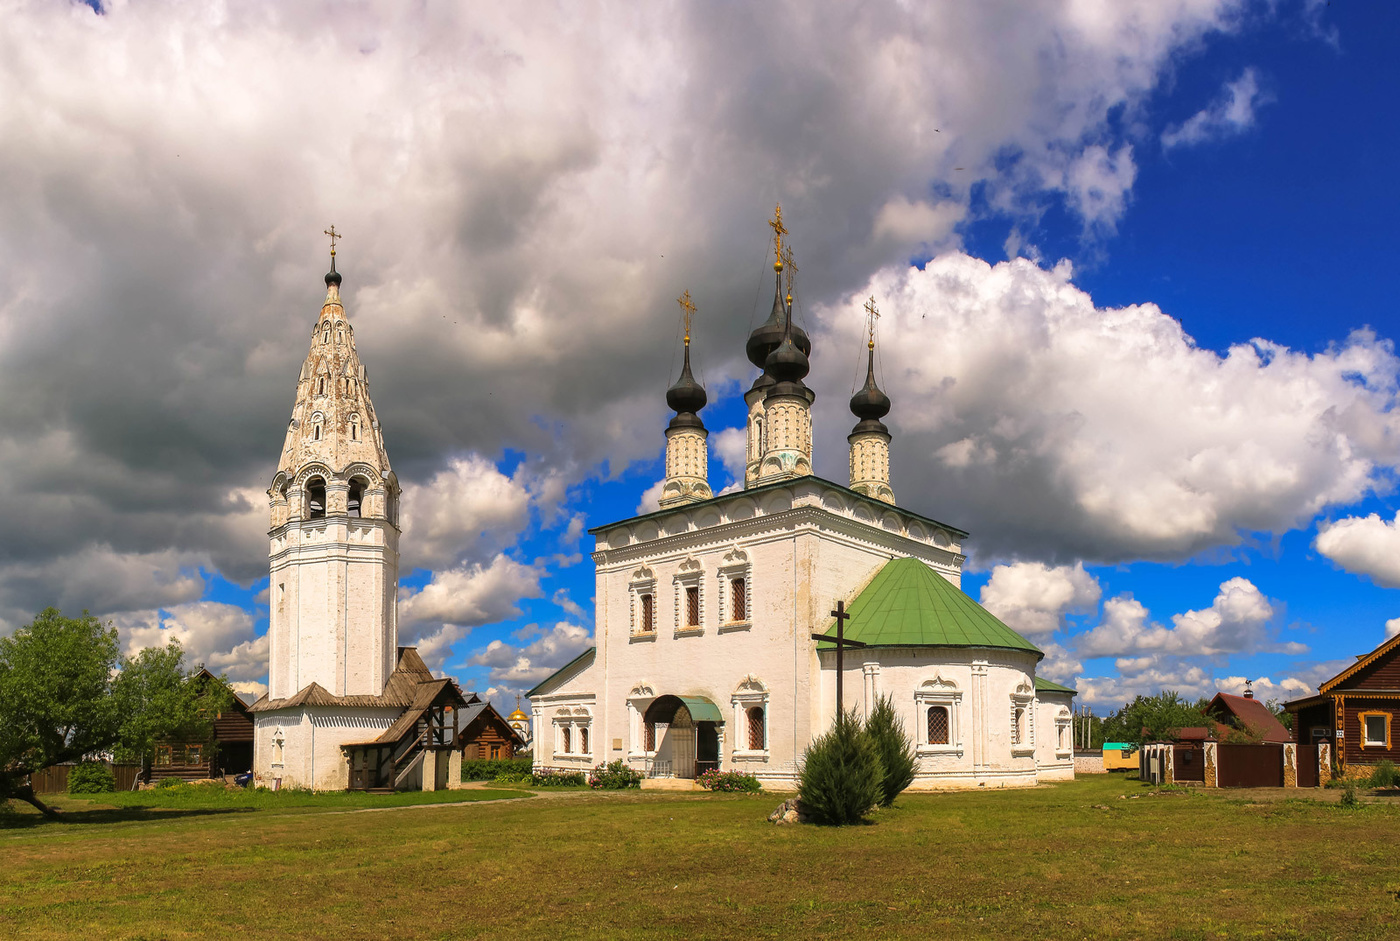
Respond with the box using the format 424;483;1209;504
4;1;1400;715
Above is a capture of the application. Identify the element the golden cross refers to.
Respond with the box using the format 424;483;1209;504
782;244;797;301
768;203;788;270
864;295;880;350
324;225;342;256
677;289;697;344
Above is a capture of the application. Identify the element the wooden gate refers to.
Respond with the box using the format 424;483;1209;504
667;705;696;779
1297;743;1319;788
1217;743;1284;787
1172;744;1205;782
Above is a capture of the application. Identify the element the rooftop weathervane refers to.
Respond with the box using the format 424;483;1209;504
768;204;788;271
677;289;697;345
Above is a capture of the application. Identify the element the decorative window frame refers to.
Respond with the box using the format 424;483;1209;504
731;675;769;760
1010;681;1036;756
626;683;656;761
1359;710;1391;749
716;545;753;633
628;566;657;641
673;557;704;636
914;675;963;756
553;706;593;760
1054;707;1073;757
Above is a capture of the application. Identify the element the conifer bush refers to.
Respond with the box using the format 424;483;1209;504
797;709;883;826
1368;759;1397;789
68;761;116;794
865;695;917;806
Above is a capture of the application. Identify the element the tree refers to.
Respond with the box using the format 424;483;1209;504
864;695;917;806
1264;698;1294;732
1100;691;1211;746
112;641;233;766
0;609;122;816
797;709;884;826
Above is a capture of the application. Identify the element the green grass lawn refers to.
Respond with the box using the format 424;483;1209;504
4;775;1399;940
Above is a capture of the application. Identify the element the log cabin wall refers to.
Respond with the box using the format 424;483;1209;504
1340;698;1400;766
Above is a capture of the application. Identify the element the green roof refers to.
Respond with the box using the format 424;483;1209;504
1034;677;1077;696
817;557;1041;658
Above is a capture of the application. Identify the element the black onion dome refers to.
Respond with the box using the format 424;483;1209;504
849;347;891;434
325;256;342;288
746;272;811;368
666;345;707;430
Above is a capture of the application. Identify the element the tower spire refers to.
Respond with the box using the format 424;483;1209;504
848;296;895;504
659;290;712;509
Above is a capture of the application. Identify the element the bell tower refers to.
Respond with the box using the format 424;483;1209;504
265;236;401;702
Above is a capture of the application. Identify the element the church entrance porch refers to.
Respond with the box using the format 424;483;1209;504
643;695;723;779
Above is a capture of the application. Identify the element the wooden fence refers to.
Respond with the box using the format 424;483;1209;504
27;763;143;794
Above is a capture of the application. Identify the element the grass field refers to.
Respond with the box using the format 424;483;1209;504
4;775;1399;940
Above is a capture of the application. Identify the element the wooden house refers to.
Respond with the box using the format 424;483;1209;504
1287;632;1400;779
1205;691;1292;744
458;698;526;761
151;669;255;782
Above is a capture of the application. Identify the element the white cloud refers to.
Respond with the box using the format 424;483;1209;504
1064;144;1137;231
1077;577;1282;658
1315;513;1400;588
712;427;748;484
810;256;1400;563
1163;68;1268;150
115;601;266;683
1215;674;1314;700
1037;641;1084;685
979;562;1101;637
400;455;532;571
635;480;665;516
1386;617;1400;640
397;554;543;666
469;621;593;686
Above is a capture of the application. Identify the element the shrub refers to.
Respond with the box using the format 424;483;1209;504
67;761;117;794
532;768;587;787
797;709;884;826
155;776;187;789
491;771;533;786
588;760;643;790
461;756;533;782
864;695;917;806
1367;759;1397;789
697;770;762;793
1340;783;1359;807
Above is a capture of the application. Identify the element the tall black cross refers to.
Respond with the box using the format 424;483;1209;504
812;599;867;717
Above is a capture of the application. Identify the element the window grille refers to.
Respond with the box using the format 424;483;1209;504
562;727;572;754
645;722;656;751
928;706;950;745
731;577;746;621
686;586;700;627
641;594;654;633
580;727;589;754
1012;707;1025;745
748;706;765;750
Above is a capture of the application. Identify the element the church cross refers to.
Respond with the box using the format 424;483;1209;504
324;225;342;257
769;204;788;270
812;599;867;717
677;289;696;345
864;295;880;350
782;244;797;302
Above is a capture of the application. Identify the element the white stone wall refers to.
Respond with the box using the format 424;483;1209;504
253;708;399;790
660;427;712;508
744;388;765;488
267;516;399;700
757;394;813;482
1034;691;1076;782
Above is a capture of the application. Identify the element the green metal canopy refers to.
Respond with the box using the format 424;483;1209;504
817;557;1041;657
1034;676;1076;695
677;696;723;723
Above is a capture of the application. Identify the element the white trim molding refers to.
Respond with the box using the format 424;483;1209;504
914;674;963;757
716;545;753;633
731;674;769;761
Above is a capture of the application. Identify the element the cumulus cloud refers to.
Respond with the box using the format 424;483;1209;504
979;562;1101;637
397;554;543;666
0;0;1252;622
399;455;532;571
635;480;665;516
1315;513;1400;588
1078;577;1284;659
115;600;266;683
712;427;748;483
1037;640;1084;685
1387;617;1400;640
1215;674;1314;700
469;621;593;687
1162;68;1268;150
810;256;1400;564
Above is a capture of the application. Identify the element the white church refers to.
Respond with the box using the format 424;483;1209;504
250;247;465;791
528;211;1077;789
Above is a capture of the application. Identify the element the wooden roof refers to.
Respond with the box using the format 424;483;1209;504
1207;692;1293;744
250;647;439;712
1319;631;1400;694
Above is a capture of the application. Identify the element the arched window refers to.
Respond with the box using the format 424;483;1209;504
580;727;589;755
747;706;765;750
644;722;656;752
927;706;950;745
306;477;326;520
1012;707;1026;746
386;488;398;526
317;376;326;395
562;726;572;754
349;414;361;442
347;477;365;518
731;577;747;622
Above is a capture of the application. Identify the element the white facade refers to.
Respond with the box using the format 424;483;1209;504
529;475;1076;789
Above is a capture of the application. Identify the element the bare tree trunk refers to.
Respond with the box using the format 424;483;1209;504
13;782;60;818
